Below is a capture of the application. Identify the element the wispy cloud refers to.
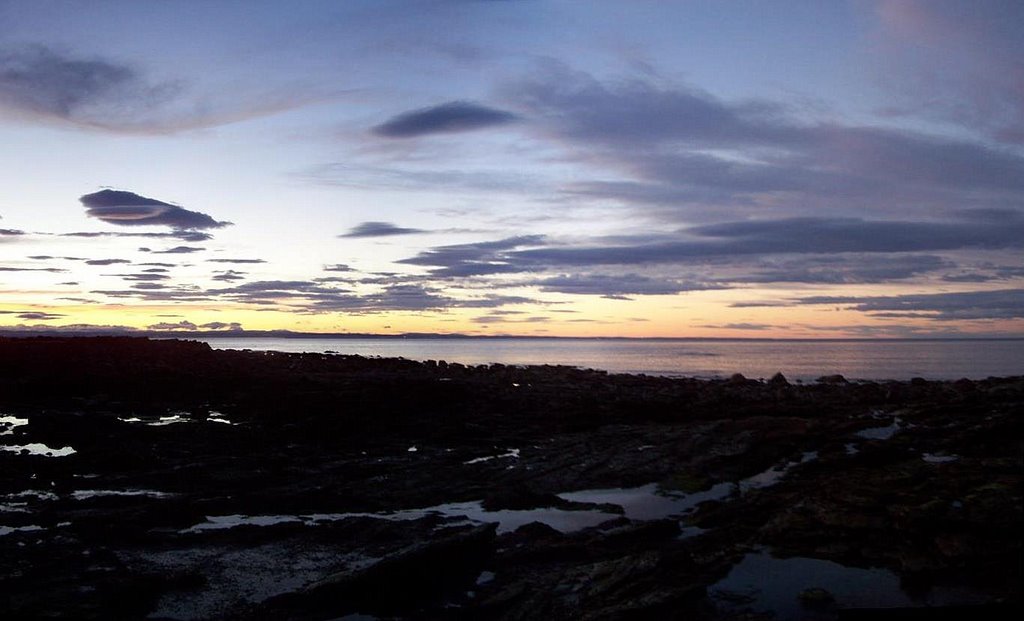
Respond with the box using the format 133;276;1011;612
789;288;1024;321
0;45;175;129
873;0;1024;144
398;216;1023;277
206;258;266;264
0;45;342;134
504;65;1024;219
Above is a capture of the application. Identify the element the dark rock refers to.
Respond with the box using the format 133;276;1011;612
799;586;835;606
817;374;848;384
0;337;1019;620
265;523;496;616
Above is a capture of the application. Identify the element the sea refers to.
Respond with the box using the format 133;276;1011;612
197;337;1024;382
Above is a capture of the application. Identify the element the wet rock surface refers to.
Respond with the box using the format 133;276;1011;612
0;336;1020;620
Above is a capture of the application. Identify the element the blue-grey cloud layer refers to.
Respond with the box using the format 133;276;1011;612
506;67;1024;219
787;288;1024;321
400;216;1023;276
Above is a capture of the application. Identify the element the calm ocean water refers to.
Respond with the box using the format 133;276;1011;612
198;337;1024;381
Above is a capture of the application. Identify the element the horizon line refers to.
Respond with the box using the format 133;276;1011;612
1;328;1022;343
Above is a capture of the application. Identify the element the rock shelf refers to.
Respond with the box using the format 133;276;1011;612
0;337;1020;619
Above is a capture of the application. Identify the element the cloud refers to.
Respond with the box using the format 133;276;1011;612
1;228;25;236
85;258;131;266
198;321;243;331
504;66;1024;219
528;273;725;297
63;230;213;242
16;312;63;321
721;254;952;285
0;45;342;134
519;217;1024;267
211;270;246;282
471;314;550;325
324;263;353;272
873;1;1024;144
206;258;266;264
339;221;426;238
372;101;519;138
117;273;170;282
152;245;205;254
399;216;1023;280
80;189;230;230
698;323;774;331
0;265;66;273
147;320;198;331
789;288;1024;321
397;235;547;277
178;278;536;314
0;45;174;128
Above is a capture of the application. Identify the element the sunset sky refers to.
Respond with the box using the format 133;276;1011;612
1;0;1022;338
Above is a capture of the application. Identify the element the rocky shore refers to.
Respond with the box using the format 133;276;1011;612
1;337;1020;620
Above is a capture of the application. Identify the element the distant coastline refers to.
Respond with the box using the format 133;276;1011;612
1;328;1022;342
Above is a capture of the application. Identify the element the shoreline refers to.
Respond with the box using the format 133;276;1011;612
1;337;1020;619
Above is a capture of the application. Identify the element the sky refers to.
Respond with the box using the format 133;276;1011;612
1;0;1022;338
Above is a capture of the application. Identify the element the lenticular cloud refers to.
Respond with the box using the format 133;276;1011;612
80;189;230;230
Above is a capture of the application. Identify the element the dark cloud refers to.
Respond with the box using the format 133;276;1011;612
16;312;63;321
324;263;353;272
85;258;131;266
0;45;173;128
211;270;246;282
790;288;1024;321
0;265;66;273
339;221;426;238
528;273;725;297
399;217;1022;279
724;254;951;285
372;101;519;138
63;230;213;242
152;245;205;254
0;45;337;134
56;297;97;304
189;279;535;314
93;286;210;302
117;273;170;282
80;189;230;230
1;228;25;235
206;258;266;264
397;235;546;277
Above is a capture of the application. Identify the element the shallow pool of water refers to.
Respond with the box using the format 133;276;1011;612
711;551;988;620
